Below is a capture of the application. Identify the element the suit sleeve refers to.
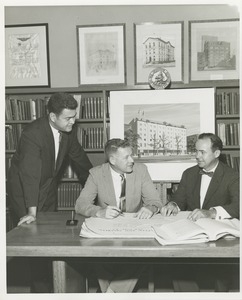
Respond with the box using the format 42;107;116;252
140;165;163;212
68;126;93;185
222;173;239;219
75;170;102;217
170;171;189;211
18;130;42;208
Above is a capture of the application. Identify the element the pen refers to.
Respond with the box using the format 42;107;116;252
104;202;124;215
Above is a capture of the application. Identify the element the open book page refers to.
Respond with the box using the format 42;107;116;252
152;219;210;245
152;217;240;245
195;218;240;241
80;211;191;238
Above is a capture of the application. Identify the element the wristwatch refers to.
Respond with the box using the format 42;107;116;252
148;67;171;89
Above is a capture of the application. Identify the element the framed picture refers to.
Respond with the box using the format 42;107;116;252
5;23;50;88
77;24;126;86
189;19;240;82
134;22;184;85
110;89;215;181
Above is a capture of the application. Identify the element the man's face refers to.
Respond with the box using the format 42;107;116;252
195;138;220;171
50;109;77;132
111;147;134;174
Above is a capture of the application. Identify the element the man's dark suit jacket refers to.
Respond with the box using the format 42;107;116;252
171;161;239;219
7;116;92;219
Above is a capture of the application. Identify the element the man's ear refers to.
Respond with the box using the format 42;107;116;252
49;112;57;122
214;149;221;159
109;155;116;166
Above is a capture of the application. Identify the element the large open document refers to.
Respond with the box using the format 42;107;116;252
80;212;240;245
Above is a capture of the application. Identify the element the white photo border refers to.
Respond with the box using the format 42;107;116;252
110;88;215;181
134;22;184;85
77;23;126;86
189;19;240;82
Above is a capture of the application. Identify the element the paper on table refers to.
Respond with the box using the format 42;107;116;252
80;211;191;238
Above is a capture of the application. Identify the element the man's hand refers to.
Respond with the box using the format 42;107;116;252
17;206;37;226
96;206;122;219
187;208;216;221
160;202;179;216
17;215;36;226
135;207;153;219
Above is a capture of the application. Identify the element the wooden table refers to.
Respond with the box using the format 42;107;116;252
6;212;239;293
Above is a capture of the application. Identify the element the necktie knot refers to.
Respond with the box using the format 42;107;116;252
199;169;214;177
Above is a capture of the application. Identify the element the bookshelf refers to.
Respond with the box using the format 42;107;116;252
5;86;240;229
5;90;109;220
215;86;240;172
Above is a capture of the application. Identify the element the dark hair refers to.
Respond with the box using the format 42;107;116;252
104;138;132;160
198;133;223;152
47;93;77;115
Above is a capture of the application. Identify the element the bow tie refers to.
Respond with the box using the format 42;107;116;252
199;169;214;177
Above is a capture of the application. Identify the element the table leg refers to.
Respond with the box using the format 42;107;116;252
52;260;66;293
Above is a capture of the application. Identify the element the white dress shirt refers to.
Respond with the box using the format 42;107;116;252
200;163;231;220
50;125;61;162
110;166;125;208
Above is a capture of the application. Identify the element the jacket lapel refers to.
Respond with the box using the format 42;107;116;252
193;169;202;209
43;117;56;173
55;131;68;172
102;164;117;206
202;162;223;208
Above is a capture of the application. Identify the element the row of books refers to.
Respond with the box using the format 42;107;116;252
77;126;104;149
215;91;240;115
5;96;49;121
217;122;240;146
5;94;110;121
57;182;82;208
223;154;240;172
5;124;25;150
74;95;106;119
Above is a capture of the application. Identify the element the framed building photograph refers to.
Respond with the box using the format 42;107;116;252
189;19;240;82
134;22;184;85
77;23;126;85
110;89;215;181
5;23;50;88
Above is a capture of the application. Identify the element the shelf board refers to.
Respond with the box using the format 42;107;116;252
216;114;240;119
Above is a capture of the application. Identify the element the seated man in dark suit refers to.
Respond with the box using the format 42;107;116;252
160;132;239;291
75;138;163;292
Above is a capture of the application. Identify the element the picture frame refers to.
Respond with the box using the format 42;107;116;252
189;19;240;82
77;23;126;86
110;88;215;181
134;22;184;85
5;23;50;88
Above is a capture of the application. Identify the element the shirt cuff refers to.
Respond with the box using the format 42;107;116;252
210;206;231;220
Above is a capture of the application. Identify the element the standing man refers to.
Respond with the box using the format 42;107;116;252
160;132;239;220
75;138;162;293
7;92;92;226
7;92;92;293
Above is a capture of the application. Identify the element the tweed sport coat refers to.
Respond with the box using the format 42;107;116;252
75;162;162;217
171;161;239;219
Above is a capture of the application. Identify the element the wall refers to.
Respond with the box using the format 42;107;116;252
5;4;239;88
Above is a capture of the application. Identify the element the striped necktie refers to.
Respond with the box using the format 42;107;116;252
119;174;126;212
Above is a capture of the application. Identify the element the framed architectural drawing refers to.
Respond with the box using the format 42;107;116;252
77;23;126;85
134;22;184;85
189;19;240;82
5;23;50;88
110;89;215;181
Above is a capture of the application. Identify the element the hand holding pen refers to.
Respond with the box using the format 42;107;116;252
96;203;123;219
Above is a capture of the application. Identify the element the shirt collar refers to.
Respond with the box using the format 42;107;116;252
203;161;219;173
49;123;59;137
109;165;125;179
